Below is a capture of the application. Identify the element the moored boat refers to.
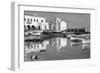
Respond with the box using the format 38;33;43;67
70;36;81;41
82;39;90;44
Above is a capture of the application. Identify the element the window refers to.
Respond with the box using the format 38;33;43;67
38;26;41;30
31;19;32;22
37;45;39;48
37;19;38;22
27;18;29;21
34;45;36;48
32;25;35;30
34;19;35;22
27;25;30;30
41;20;43;22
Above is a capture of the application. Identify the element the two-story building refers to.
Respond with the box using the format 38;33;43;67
24;15;49;32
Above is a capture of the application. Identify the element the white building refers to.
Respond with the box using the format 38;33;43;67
56;18;61;32
60;21;67;31
24;15;49;31
49;17;67;32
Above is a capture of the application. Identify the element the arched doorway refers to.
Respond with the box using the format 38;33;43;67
38;26;41;30
27;25;31;30
32;25;36;30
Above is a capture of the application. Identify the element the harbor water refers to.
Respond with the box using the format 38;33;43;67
24;37;90;61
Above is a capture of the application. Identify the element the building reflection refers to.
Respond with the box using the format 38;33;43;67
24;37;90;61
25;37;68;54
56;37;67;51
24;40;49;53
25;37;90;54
48;37;67;51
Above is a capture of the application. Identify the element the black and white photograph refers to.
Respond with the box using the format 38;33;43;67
10;2;97;71
24;11;90;62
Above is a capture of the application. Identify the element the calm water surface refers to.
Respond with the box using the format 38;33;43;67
24;37;90;61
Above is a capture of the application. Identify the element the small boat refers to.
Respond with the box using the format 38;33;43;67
24;30;42;36
70;36;79;40
24;35;41;41
71;34;90;39
31;55;39;60
70;36;81;42
71;39;81;42
71;42;81;46
82;39;90;44
82;43;90;49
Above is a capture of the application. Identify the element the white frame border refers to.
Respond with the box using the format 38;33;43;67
11;2;97;71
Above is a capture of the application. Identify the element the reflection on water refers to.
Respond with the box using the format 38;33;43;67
25;40;49;53
56;37;67;51
82;43;90;50
24;37;90;61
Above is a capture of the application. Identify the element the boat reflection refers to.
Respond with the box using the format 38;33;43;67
71;41;90;50
82;43;90;50
71;42;81;47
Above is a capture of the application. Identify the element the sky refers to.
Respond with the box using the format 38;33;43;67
24;11;90;31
